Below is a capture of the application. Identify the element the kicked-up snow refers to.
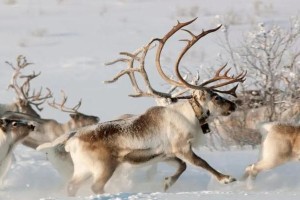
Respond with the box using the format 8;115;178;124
0;0;300;199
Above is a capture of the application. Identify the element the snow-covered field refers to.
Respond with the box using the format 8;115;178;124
1;0;300;199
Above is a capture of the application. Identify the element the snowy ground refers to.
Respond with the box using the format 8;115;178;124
1;0;300;199
1;146;300;200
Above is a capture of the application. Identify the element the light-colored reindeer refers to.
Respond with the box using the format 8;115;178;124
0;55;52;118
38;31;201;183
243;121;300;182
0;117;35;186
30;91;99;179
64;18;246;196
4;91;99;149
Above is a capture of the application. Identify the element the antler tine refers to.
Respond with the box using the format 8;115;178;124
71;98;82;112
16;55;33;69
208;69;247;89
30;87;53;101
197;64;247;97
104;47;145;96
26;87;52;111
48;90;81;114
105;58;131;66
19;71;42;97
212;84;239;97
151;18;197;87
198;64;246;89
27;89;49;111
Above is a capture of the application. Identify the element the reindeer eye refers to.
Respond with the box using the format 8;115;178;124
214;96;221;101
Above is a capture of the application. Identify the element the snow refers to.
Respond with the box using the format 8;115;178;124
0;0;300;199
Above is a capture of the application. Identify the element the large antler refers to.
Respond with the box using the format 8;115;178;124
105;18;246;100
104;42;190;100
151;18;246;97
7;55;53;111
48;90;82;114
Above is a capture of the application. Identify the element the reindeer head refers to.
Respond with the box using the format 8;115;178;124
151;18;246;118
48;90;100;128
191;90;236;116
0;118;35;141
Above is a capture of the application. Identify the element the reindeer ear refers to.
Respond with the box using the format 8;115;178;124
69;114;78;120
0;119;7;132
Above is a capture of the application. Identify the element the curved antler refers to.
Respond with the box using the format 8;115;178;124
151;18;197;87
153;19;246;97
174;24;223;90
48;90;82;114
7;55;53;111
106;19;246;100
105;42;181;99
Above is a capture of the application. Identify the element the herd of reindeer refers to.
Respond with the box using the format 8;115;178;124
1;18;300;196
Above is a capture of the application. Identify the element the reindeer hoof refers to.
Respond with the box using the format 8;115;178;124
164;177;172;191
219;175;236;184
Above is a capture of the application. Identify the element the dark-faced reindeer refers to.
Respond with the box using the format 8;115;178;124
64;18;246;196
5;91;99;149
243;122;300;184
0;55;52;118
212;100;300;149
0;118;35;185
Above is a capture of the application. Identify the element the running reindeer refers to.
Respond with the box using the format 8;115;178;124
32;91;99;179
65;18;246;196
243;121;300;183
0;117;35;185
5;91;99;149
0;55;52;118
23;91;100;149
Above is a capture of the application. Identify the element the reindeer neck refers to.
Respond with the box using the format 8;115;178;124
167;100;200;125
62;120;75;133
188;96;210;125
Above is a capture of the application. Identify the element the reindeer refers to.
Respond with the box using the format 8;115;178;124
64;18;246;196
212;100;300;148
0;55;52;118
104;28;205;182
34;50;195;182
6;91;99;149
0;117;35;185
242;122;300;184
28;91;99;179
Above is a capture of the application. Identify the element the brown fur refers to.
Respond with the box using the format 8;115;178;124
243;122;300;182
79;107;163;144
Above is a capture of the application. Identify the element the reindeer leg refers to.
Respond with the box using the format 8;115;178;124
164;157;186;191
91;164;117;194
68;172;91;196
175;144;236;184
243;159;282;181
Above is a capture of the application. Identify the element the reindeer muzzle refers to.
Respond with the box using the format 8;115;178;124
29;124;35;131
